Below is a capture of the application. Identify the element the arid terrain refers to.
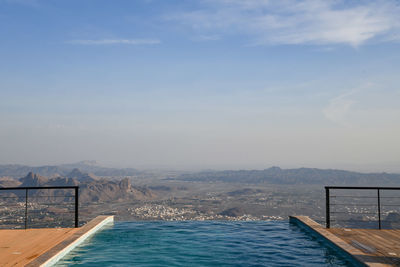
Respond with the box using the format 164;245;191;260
1;162;400;228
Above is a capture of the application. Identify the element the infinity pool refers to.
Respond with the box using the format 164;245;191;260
56;221;354;266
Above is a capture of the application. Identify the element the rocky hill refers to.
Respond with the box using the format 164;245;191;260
79;178;156;203
0;177;20;187
0;170;156;203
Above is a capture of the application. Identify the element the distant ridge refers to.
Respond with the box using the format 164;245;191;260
0;170;156;203
67;168;98;183
170;166;400;186
2;163;400;186
0;161;141;178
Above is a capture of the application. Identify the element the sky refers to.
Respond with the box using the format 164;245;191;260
0;0;400;172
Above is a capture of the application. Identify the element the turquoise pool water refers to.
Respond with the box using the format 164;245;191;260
56;221;353;266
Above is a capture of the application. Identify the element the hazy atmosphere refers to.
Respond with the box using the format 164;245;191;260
1;0;399;172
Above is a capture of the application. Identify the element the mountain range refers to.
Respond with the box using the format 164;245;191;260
2;162;400;186
0;161;141;178
170;166;400;186
0;168;155;203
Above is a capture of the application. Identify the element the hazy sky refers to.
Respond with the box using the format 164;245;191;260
1;0;400;172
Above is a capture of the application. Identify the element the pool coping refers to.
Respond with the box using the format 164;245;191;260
289;216;392;267
26;215;114;267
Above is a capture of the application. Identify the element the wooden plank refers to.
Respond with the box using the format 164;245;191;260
290;216;400;267
0;215;114;267
0;228;78;266
28;215;114;267
332;228;400;257
328;229;397;265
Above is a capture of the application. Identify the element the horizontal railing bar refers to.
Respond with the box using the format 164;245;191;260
0;197;74;200
331;211;378;215
26;221;74;223
331;196;385;198
330;219;380;223
0;186;78;190
331;196;400;199
331;203;383;207
0;201;74;204
331;206;400;209
25;204;74;207
24;196;75;198
326;186;400;190
0;207;74;211
26;211;73;214
25;225;74;228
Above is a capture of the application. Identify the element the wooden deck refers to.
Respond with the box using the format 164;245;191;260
0;215;113;266
0;228;78;266
290;216;400;267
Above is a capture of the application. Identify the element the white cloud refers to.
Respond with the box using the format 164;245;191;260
67;39;161;45
168;0;400;46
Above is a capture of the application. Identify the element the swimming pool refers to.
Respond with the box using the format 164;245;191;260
56;221;354;266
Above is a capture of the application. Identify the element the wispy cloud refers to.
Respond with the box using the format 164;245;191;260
323;90;356;124
192;34;221;41
167;0;400;46
2;0;39;7
67;39;161;45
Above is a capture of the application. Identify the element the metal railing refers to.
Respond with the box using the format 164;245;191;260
325;186;400;229
0;186;79;229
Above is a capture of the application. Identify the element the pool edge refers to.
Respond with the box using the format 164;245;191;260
27;215;114;267
289;216;374;267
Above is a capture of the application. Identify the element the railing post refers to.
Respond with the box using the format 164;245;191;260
25;188;28;229
75;187;79;228
326;187;330;228
377;189;381;230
